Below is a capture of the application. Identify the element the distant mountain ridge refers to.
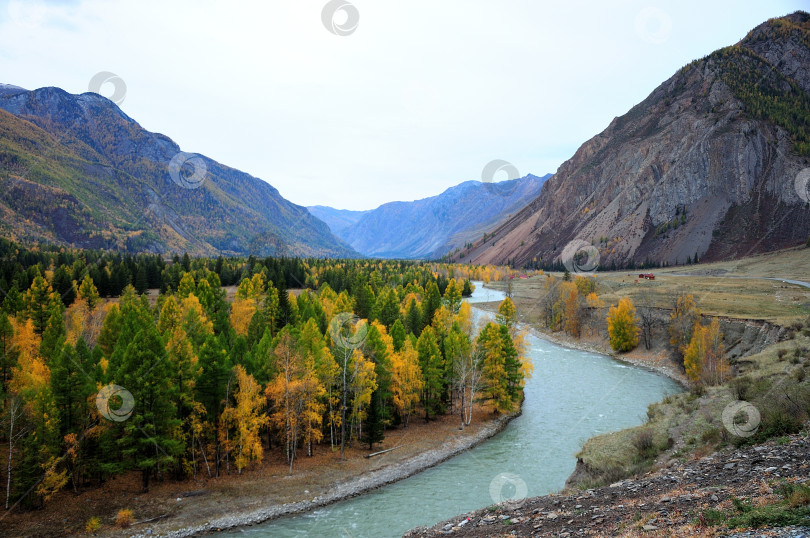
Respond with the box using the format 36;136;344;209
313;174;550;259
465;11;810;268
306;206;370;236
0;85;356;257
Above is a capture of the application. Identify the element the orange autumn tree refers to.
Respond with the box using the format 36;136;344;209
219;365;267;474
265;331;327;474
684;318;728;385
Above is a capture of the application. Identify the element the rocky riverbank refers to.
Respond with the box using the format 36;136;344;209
405;429;810;537
130;409;521;538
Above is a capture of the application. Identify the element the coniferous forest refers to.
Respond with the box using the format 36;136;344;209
0;239;530;509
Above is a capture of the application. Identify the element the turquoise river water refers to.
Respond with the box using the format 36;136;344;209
232;282;681;537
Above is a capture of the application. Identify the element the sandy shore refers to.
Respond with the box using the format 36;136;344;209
134;409;521;538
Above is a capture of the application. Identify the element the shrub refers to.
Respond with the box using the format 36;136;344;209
746;384;810;444
115;509;134;528
632;428;657;460
779;482;810;508
85;517;101;533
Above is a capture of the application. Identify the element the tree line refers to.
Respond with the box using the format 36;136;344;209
536;272;728;386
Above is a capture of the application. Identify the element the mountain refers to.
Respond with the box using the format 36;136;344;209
0;86;356;258
319;174;550;259
306;206;369;236
465;11;810;269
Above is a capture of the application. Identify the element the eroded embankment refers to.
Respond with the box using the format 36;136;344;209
405;430;810;537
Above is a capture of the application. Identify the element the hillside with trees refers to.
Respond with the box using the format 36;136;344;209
0;87;355;258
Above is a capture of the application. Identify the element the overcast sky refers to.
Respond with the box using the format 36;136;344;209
0;1;806;210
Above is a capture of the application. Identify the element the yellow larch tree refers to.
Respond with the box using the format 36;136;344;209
230;297;256;337
348;347;377;439
606;298;640;352
390;340;423;427
219;365;267;474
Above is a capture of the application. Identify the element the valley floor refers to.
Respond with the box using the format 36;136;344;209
2;405;517;537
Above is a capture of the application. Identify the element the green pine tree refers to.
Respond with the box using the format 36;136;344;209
362;388;385;450
390;319;406;352
114;323;181;492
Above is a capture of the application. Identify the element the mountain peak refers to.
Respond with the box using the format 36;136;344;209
0;83;27;96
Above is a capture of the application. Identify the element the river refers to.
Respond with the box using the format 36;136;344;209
232;282;681;537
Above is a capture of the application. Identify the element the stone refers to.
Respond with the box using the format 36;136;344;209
642;525;659;531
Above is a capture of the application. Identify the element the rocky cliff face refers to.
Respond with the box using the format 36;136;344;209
468;12;810;269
